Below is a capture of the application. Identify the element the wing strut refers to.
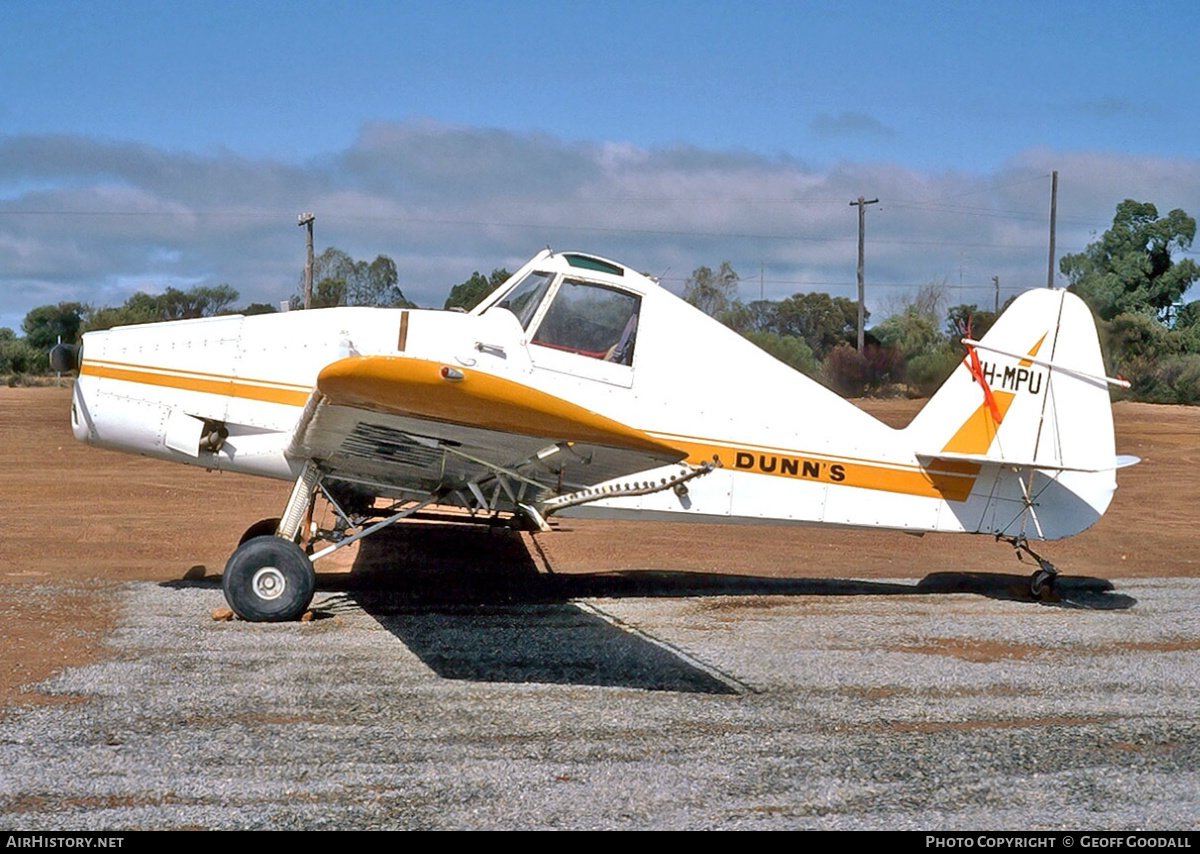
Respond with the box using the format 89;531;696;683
308;494;441;561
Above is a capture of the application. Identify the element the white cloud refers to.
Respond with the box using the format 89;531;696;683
1;123;1198;333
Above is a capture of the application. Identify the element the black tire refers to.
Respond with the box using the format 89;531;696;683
222;536;315;622
238;517;283;547
1030;568;1057;600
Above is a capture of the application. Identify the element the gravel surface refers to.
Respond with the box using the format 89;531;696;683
2;578;1197;830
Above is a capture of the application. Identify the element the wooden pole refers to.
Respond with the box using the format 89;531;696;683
299;212;315;309
849;196;879;350
1047;171;1058;288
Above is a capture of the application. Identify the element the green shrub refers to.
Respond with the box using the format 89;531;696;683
1156;355;1200;404
823;344;905;397
906;348;962;396
741;331;820;377
0;337;43;375
1107;312;1179;364
1115;353;1200;404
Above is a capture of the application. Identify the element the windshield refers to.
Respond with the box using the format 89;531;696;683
493;271;555;329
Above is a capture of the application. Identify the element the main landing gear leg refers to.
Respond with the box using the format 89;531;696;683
221;462;320;622
222;462;446;622
1000;536;1059;599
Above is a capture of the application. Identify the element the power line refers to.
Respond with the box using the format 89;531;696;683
0;207;1060;249
657;275;1023;291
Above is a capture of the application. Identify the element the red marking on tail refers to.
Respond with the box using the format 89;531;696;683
964;340;1003;425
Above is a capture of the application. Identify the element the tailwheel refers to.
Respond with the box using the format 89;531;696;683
1029;565;1058;599
222;536;315;622
1001;535;1060;600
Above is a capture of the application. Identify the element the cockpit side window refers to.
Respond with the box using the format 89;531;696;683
531;280;640;366
493;271;555;329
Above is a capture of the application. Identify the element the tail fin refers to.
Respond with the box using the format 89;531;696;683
905;288;1121;539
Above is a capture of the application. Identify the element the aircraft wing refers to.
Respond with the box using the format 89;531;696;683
286;355;687;504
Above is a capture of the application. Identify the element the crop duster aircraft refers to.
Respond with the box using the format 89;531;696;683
53;249;1136;621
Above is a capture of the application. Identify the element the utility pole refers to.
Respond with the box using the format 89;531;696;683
849;195;879;350
298;212;315;309
993;275;1000;314
1046;171;1058;289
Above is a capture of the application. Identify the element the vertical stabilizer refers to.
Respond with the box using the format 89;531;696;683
904;288;1119;539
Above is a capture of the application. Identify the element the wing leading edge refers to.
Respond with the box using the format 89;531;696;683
287;355;686;504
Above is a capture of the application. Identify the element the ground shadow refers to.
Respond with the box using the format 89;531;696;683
345;599;740;693
158;523;1136;692
160;524;1139;611
328;523;1134;691
325;524;742;693
307;523;1136;611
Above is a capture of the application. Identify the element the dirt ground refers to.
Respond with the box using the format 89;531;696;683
2;386;1197;710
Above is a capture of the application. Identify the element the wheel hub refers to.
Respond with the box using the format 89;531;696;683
251;566;286;601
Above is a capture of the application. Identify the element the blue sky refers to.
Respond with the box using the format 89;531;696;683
2;0;1198;329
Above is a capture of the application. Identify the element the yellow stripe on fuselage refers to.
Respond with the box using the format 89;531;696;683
648;433;979;502
80;355;979;502
79;359;312;407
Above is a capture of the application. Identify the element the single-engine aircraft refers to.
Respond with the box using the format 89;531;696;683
52;249;1137;621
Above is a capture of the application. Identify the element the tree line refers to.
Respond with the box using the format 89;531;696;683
672;199;1198;402
679;262;1000;398
4;248;418;378
8;199;1200;404
427;199;1199;405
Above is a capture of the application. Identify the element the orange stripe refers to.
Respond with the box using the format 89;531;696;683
650;429;957;473
940;391;1017;455
649;430;982;476
650;431;982;500
80;355;979;501
942;333;1047;456
1020;333;1048;366
80;361;311;407
674;440;977;501
84;357;310;392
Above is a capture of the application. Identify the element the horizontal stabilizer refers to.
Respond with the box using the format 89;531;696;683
917;451;1140;474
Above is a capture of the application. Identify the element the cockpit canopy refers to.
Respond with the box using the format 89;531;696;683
481;252;644;367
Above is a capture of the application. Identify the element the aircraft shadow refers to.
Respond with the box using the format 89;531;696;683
161;523;1135;693
321;524;1133;692
312;524;1136;611
322;525;741;694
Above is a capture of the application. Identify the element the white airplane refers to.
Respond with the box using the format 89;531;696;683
53;249;1136;621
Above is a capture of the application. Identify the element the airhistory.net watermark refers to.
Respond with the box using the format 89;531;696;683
5;837;123;849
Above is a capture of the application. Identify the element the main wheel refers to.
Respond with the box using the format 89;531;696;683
222;536;315;622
